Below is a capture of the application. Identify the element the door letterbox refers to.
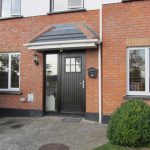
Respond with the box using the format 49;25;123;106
88;67;98;78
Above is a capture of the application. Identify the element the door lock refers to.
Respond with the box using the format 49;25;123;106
80;81;85;89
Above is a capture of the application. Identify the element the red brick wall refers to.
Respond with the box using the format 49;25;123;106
0;10;100;113
86;49;99;113
102;1;150;116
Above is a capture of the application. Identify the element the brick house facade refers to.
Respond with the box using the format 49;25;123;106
0;9;100;120
0;0;150;123
102;0;150;122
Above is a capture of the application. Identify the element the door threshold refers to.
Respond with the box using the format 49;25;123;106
60;110;85;115
44;111;85;118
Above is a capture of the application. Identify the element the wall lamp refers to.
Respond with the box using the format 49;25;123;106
34;52;39;65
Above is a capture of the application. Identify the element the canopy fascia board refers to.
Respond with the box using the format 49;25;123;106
24;39;100;51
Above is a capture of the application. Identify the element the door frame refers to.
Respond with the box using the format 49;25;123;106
43;50;86;115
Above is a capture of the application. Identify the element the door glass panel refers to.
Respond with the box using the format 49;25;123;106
76;58;81;64
65;57;81;73
71;65;75;72
46;54;58;112
66;58;70;65
0;54;9;89
76;65;81;72
66;65;70;72
71;58;75;65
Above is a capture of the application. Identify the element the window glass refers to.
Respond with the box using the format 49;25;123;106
0;54;9;89
129;50;145;92
68;0;82;8
52;0;67;12
52;0;83;12
65;57;81;73
76;65;81;72
2;0;11;17
66;65;70;72
71;65;75;72
11;0;21;15
11;54;20;88
46;54;58;112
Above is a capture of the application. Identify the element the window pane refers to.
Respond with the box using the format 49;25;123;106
2;0;11;17
71;65;75;72
68;0;82;7
76;58;81;65
12;0;21;15
53;0;67;11
71;58;75;64
66;58;70;65
11;54;20;88
46;54;58;112
76;65;81;72
66;65;70;72
129;50;145;91
0;54;9;89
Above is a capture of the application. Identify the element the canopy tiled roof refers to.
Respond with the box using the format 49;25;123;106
30;23;99;43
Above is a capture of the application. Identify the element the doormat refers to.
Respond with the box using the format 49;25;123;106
62;117;82;123
39;143;70;150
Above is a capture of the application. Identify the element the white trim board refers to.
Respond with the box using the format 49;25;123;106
24;39;100;51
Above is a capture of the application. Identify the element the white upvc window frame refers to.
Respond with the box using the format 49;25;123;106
0;52;20;92
50;0;84;12
127;47;150;96
0;0;21;17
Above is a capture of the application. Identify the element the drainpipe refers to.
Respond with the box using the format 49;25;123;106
98;1;102;123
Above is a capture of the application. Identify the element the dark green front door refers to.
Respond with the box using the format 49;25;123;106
61;52;85;114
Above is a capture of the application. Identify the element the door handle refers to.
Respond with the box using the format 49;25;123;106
80;80;85;89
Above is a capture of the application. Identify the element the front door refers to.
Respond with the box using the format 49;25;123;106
45;51;85;114
61;52;85;114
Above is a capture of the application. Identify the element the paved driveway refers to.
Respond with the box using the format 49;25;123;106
0;117;107;150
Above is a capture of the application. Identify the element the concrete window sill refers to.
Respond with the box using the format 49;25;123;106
47;9;86;15
0;91;22;95
0;16;23;21
123;95;150;100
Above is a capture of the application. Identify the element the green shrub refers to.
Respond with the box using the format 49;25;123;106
107;100;150;147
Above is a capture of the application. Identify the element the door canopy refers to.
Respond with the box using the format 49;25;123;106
24;23;100;51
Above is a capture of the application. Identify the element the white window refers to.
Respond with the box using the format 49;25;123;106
0;0;21;17
68;0;83;9
51;0;84;12
127;47;150;95
0;53;20;91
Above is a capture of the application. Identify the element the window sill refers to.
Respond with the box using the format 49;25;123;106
0;91;22;95
47;9;86;15
123;95;150;100
0;15;23;20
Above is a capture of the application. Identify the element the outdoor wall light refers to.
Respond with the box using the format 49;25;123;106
34;52;39;65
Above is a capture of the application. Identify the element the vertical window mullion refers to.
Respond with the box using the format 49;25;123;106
8;54;11;90
0;0;2;17
144;48;149;94
11;0;12;14
145;48;148;94
127;49;129;94
146;48;150;94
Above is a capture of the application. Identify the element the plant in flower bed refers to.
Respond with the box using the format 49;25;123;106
107;100;150;148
